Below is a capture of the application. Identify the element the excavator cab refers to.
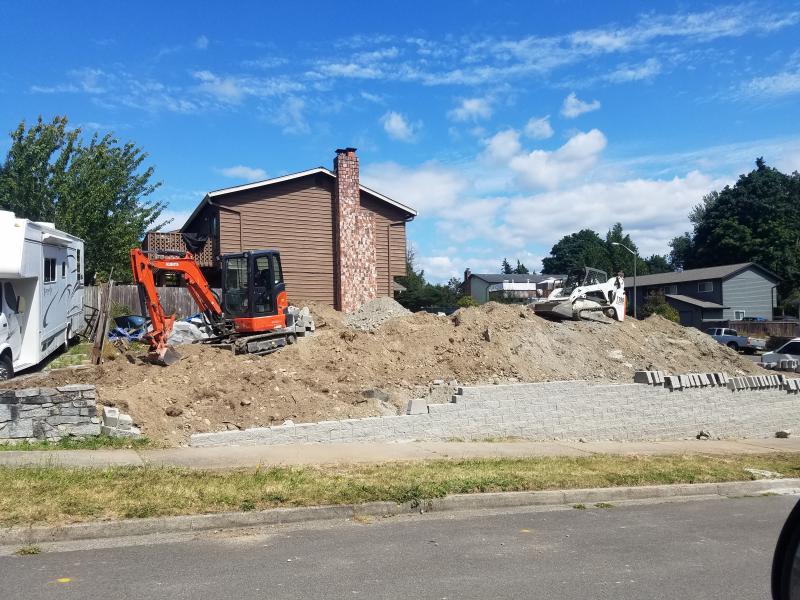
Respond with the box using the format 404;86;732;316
220;250;289;333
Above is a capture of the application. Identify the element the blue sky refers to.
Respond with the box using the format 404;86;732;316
1;1;799;281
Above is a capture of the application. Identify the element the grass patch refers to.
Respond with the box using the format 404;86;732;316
594;502;614;509
572;504;587;510
0;435;153;452
14;545;41;556
45;341;92;370
0;453;798;527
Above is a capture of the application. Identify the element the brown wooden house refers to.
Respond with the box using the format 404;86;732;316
144;149;416;311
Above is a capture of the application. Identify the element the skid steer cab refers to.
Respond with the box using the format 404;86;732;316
533;267;626;322
130;241;314;366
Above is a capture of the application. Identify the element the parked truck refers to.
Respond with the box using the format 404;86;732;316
705;327;766;354
0;211;84;379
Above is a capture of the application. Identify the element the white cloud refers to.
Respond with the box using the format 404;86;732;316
742;70;800;98
194;35;209;50
509;129;607;189
503;170;722;256
360;91;384;103
380;111;420;141
448;97;492;122
271;96;309;134
192;70;247;103
560;92;601;118
524;116;554;140
217;165;267;180
605;58;661;83
361;161;466;214
482;129;522;164
155;209;194;231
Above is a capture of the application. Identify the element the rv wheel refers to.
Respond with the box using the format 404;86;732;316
0;355;12;381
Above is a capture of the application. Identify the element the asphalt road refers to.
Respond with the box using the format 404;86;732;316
1;495;796;600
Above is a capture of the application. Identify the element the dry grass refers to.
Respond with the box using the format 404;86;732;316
2;453;799;526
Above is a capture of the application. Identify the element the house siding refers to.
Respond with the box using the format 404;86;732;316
634;278;723;311
468;278;491;304
721;268;777;320
190;173;408;307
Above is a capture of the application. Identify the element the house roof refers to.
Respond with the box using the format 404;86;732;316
469;273;563;284
623;262;780;288
665;294;728;310
181;167;417;232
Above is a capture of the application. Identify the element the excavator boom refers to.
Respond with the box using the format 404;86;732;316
130;248;224;365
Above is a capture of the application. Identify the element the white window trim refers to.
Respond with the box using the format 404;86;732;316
734;310;746;320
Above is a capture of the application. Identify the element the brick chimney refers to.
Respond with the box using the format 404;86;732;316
334;148;377;313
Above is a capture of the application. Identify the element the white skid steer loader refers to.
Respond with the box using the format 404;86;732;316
533;267;627;321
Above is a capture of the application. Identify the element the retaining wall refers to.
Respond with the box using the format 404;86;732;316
191;377;800;448
0;385;101;441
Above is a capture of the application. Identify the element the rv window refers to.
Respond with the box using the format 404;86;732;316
4;283;17;312
44;258;56;283
62;261;66;278
77;249;82;281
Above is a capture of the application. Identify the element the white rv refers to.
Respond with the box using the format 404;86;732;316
0;211;84;379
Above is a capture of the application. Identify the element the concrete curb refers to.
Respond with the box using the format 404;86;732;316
3;478;798;546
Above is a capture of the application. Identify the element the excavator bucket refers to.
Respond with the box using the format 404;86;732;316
150;345;182;367
533;299;578;321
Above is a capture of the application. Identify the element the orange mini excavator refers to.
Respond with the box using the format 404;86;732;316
130;239;314;366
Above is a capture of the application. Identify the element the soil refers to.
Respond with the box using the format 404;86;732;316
0;302;762;446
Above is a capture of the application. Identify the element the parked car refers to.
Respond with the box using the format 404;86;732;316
762;338;800;364
705;327;766;354
741;316;768;322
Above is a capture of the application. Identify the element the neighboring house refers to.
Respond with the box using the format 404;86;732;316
624;262;780;328
464;270;565;304
143;148;416;312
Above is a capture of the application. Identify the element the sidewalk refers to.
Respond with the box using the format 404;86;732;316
1;437;799;469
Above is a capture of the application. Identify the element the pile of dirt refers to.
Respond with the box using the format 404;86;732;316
342;297;411;331
1;303;762;445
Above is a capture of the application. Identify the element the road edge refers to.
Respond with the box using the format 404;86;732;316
4;478;798;546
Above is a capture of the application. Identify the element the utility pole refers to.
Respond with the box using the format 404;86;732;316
612;242;638;319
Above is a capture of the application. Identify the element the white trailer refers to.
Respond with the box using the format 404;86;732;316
0;210;84;379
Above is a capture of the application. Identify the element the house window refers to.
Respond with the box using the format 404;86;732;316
658;285;677;295
698;281;713;293
44;258;56;283
734;310;746;320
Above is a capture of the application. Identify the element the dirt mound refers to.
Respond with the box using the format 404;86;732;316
343;297;411;331
1;302;761;445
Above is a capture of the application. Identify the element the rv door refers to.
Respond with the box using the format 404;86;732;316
0;281;22;360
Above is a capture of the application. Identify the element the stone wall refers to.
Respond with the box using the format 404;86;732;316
334;147;378;313
190;377;800;447
0;385;101;442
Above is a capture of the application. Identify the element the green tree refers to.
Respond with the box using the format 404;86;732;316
669;158;800;296
643;254;672;274
395;246;459;310
541;229;612;275
0;116;165;283
513;260;530;274
639;293;679;322
501;258;513;274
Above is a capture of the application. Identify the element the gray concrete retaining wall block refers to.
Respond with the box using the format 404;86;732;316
190;377;800;448
0;385;101;443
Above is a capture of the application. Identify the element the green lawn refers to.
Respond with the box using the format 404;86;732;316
2;453;798;526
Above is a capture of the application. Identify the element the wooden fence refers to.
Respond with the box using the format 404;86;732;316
729;320;800;339
84;285;220;319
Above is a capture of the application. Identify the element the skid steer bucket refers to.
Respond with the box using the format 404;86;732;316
533;299;578;321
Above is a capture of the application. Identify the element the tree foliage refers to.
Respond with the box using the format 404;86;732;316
541;223;666;278
514;260;529;274
0;116;165;283
501;258;513;274
639;293;679;322
395;247;460;311
669;158;800;296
